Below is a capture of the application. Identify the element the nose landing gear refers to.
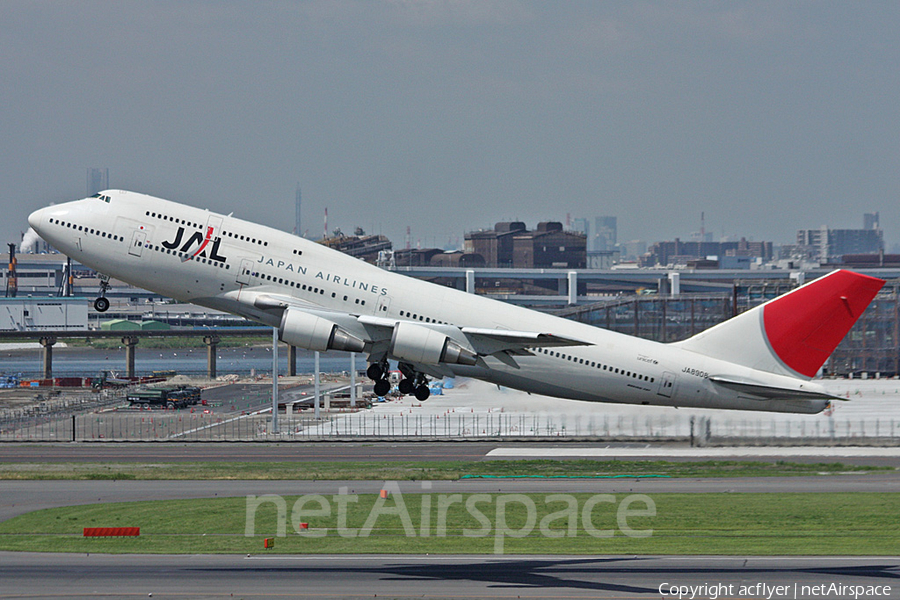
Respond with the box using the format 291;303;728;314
93;275;111;313
93;297;110;312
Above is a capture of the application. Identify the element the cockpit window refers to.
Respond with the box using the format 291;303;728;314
91;192;111;203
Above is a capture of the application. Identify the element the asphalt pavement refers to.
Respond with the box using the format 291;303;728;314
1;552;897;599
3;441;900;465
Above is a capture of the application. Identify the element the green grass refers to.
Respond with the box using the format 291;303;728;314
0;493;897;555
0;459;890;481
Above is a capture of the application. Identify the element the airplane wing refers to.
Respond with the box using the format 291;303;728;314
227;289;592;372
708;376;844;401
358;316;590;353
460;327;591;352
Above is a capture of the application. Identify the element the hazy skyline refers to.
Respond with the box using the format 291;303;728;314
3;2;898;251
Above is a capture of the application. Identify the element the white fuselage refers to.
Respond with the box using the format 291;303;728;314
28;191;831;413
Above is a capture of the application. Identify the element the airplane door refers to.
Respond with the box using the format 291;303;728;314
205;215;223;238
129;231;147;257
376;294;391;315
237;258;254;285
657;371;676;398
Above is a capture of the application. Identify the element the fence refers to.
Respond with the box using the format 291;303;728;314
2;408;899;445
0;388;127;441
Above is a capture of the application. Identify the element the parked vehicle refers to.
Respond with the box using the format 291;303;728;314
126;386;202;410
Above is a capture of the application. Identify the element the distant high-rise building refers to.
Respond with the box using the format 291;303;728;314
572;218;591;250
864;212;880;230
594;216;617;252
620;240;647;261
796;221;883;262
86;168;109;196
294;183;302;236
643;238;773;267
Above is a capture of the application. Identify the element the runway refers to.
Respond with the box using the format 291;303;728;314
0;552;897;599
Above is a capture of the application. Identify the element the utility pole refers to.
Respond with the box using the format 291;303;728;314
272;328;279;434
5;244;17;298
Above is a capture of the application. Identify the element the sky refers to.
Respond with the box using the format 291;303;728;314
2;1;899;252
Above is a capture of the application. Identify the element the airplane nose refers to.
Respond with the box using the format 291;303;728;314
28;207;45;231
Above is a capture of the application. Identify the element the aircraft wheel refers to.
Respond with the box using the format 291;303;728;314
398;379;415;395
94;297;110;312
414;385;430;401
373;379;391;397
366;363;384;381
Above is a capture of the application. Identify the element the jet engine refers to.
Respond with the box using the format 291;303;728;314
390;321;477;366
280;308;365;353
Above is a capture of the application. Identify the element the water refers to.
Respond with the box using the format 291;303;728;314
0;346;358;378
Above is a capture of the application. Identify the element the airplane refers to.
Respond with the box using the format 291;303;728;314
28;190;884;413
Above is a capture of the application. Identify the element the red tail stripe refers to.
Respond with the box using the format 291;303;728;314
763;270;884;377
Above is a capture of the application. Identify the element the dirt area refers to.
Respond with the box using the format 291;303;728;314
0;387;81;411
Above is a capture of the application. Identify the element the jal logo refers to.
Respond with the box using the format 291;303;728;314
162;226;227;262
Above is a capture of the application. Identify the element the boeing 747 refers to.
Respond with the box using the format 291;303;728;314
28;190;884;413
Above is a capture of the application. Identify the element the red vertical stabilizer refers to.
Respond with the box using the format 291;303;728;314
763;270;884;377
676;270;884;379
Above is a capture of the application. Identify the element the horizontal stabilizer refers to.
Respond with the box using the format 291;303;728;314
708;376;843;401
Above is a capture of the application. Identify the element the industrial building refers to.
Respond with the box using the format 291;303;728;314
317;230;392;264
464;221;525;268
465;221;586;268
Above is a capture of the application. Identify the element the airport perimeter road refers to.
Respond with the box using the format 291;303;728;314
3;441;900;465
3;475;900;522
0;441;498;462
1;552;898;599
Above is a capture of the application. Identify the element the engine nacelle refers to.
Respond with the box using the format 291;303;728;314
280;308;365;353
390;321;477;366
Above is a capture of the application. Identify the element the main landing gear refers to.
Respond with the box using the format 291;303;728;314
93;276;111;313
367;360;431;401
367;361;392;397
398;362;431;401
